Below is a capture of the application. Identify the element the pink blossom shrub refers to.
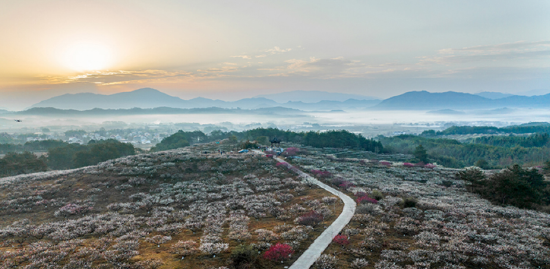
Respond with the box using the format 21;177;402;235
263;243;294;262
54;203;92;217
424;163;436;169
357;196;378;204
333;235;350;246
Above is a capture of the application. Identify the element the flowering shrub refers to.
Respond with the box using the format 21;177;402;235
403;162;415;167
350;258;369;268
146;235;172;245
314;254;337;269
322;196;337;204
263;243;293;262
311;169;332;178
379;161;392;166
333;235;350;246
338;181;354;189
284;147;299;156
424;163;436;169
199;243;229;255
357;196;378;204
295;211;324;226
54;203;92;217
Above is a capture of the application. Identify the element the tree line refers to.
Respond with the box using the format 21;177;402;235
380;134;550;168
0;139;136;177
151;128;384;153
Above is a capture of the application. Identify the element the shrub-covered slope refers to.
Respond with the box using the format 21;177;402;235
0;142;341;268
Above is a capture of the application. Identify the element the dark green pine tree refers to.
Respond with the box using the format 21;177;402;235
413;144;429;163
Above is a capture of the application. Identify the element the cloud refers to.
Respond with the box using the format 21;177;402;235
441;41;550;53
231;55;251;59
265;46;292;54
38;70;195;86
425;40;550;64
255;54;267;58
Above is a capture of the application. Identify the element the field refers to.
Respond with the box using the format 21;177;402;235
290;150;550;269
0;142;342;268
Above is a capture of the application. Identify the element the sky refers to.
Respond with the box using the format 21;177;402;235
0;0;549;110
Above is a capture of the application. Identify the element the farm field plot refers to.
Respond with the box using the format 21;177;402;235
290;152;550;269
0;142;342;268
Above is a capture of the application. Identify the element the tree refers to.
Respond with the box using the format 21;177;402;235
0;152;48;176
475;159;489;169
459;165;548;209
413;144;429;163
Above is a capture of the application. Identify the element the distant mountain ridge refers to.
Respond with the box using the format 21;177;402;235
475;92;515;99
255;90;377;103
17;106;304;116
374;91;550;110
30;88;380;111
29;88;550;111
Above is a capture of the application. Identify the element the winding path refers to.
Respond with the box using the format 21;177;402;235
253;151;357;269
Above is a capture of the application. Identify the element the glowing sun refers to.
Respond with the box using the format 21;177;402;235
63;43;112;71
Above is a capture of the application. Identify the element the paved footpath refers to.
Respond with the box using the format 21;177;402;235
253;151;357;269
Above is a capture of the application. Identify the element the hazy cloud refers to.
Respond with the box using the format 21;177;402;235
265;46;292;54
231;55;251;59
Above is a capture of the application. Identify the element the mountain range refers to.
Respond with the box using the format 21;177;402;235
30;88;380;111
374;91;550;110
256;90;377;103
26;88;550;111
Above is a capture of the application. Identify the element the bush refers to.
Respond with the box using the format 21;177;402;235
314;254;337;269
441;180;453;187
357;196;378;204
403;197;418;208
356;204;382;216
350;258;369;269
333;235;349;246
263;243;293;262
231;244;260;268
330;177;345;186
461;164;549;209
371;189;384;200
296;211;324;226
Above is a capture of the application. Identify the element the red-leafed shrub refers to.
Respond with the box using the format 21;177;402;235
355;191;367;198
357;196;378;204
296;211;324;226
379;161;392;166
266;154;274;158
263;243;294;262
403;162;414;167
333;235;350;246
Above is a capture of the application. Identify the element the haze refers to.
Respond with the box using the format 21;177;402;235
1;0;549;110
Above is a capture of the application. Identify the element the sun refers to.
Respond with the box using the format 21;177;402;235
63;43;112;71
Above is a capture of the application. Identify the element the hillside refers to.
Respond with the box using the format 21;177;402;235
289;148;550;268
1;141;550;268
0;141;342;268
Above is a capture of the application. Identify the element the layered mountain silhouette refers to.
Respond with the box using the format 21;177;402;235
374;91;550;110
30;88;380;111
29;88;550;111
256;90;377;103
